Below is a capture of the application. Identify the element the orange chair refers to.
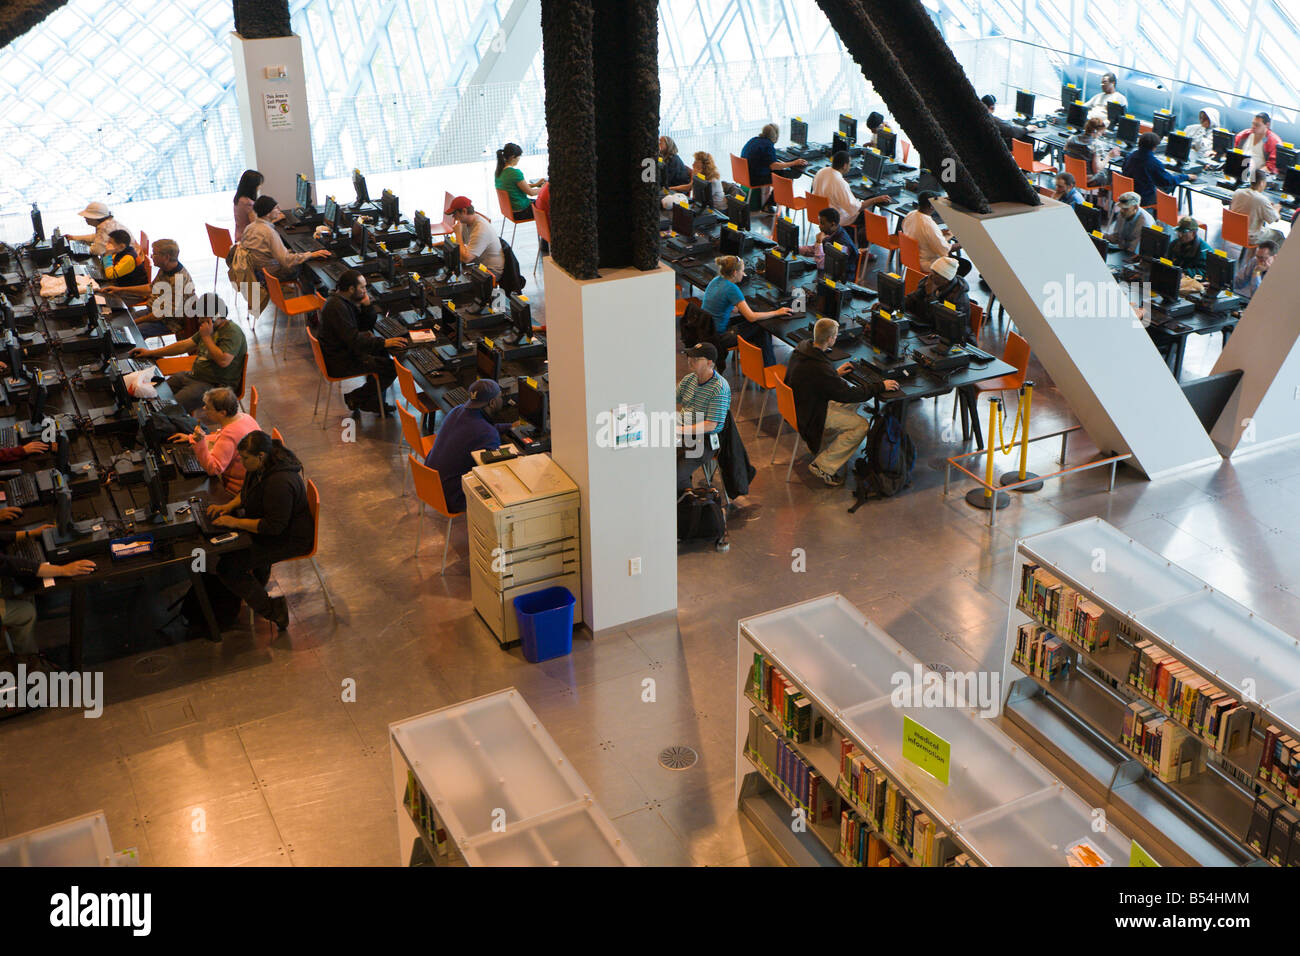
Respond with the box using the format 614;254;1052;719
863;210;901;271
904;267;924;296
205;223;235;296
900;140;912;164
154;352;247;402
1013;139;1056;179
1155;190;1179;228
801;192;830;244
392;355;431;417
970;302;985;342
247;384;258;420
736;335;784;433
973;333;1031;431
276;478;334;613
1064;155;1104;201
495;188;535;246
397;403;435;498
899;233;925;276
432;192;457;239
306;326;385;426
854;248;874;284
264;271;324;354
1111;172;1136;209
271;426;284;443
771;175;807;231
729;153;753;191
533;202;552;276
1221;208;1252;252
768;367;802;482
408;453;463;574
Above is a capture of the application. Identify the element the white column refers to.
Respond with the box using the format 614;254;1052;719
230;33;316;207
544;260;678;632
940;198;1220;479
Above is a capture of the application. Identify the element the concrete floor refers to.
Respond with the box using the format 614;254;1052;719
2;170;1297;866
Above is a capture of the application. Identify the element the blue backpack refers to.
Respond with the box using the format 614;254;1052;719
850;410;916;511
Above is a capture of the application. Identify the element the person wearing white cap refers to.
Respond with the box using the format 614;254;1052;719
66;201;127;258
1105;191;1153;256
903;256;970;331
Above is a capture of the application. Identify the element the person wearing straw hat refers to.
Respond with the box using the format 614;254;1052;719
66;201;127;258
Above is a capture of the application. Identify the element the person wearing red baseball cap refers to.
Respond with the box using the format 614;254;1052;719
446;195;505;278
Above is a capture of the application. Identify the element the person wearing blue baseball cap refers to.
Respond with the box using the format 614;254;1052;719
422;379;509;513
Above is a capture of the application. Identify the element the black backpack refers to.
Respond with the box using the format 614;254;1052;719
680;301;712;349
849;410;916;512
677;487;729;551
497;236;526;295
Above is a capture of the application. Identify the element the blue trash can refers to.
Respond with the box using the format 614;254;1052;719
513;586;576;663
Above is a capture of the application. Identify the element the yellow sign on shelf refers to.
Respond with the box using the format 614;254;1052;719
902;716;950;786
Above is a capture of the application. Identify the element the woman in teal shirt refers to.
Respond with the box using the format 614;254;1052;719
701;256;791;367
494;142;546;219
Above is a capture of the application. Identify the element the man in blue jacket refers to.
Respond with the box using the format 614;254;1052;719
423;380;508;513
1121;132;1197;207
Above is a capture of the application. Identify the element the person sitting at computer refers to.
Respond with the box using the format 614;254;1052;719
131;292;247;414
1233;239;1276;300
703;255;791;367
902;192;958;273
66;201;127;258
0;518;94;665
1235;112;1281;175
423;379;510;514
864;113;885;149
101;238;197;338
447;196;506;278
903;256;970;329
1052;172;1085;207
1229;168;1280;245
742;123;808;206
811;151;891;242
1168;217;1213;280
1105;192;1153;255
239;195;330;293
676;343;731;494
204;431;314;633
796;208;859;272
1084;72;1127;121
1182;108;1221;160
100;230;148;289
316;269;405;416
495;142;545;221
169;387;260;494
690;151;728;212
660;137;692;195
535;181;551;255
1065;117;1119;188
1121;132;1196;207
981;95;1032;152
233;169;282;242
786;317;897;488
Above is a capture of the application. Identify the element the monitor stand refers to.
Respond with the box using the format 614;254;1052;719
42;520;110;560
1152;295;1195;320
1191;287;1244;313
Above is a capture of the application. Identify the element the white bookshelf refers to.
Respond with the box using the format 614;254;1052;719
389;688;639;867
736;593;1132;867
1002;516;1297;867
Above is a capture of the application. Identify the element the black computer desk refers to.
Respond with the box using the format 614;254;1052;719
2;249;252;666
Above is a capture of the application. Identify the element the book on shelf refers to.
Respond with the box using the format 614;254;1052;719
1013;623;1070;681
1269;807;1298;866
1245;793;1278;855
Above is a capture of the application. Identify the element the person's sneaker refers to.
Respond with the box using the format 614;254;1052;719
808;462;844;487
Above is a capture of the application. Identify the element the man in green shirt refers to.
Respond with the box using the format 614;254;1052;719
132;292;247;414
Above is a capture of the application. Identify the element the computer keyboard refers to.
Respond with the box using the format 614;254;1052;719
373;316;407;340
5;473;39;508
443;386;471;407
406;348;444;378
847;360;886;390
110;327;135;348
0;426;15;449
169;443;205;477
1200;184;1238;202
7;535;43;567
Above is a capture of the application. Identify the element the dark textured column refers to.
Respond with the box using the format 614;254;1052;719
0;1;70;49
234;0;291;39
816;0;1038;211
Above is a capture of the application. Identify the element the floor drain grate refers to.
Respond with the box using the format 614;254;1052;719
925;662;954;676
658;745;698;770
134;654;171;675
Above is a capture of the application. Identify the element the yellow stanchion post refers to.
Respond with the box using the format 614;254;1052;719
966;397;1012;511
1000;380;1043;492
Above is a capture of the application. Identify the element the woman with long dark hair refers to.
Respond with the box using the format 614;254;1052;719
234;169;281;240
205;431;315;631
494;142;544;219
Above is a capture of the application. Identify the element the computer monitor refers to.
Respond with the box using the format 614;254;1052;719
1115;115;1140;146
350;221;369;259
413;211;432;250
1091;230;1109;260
30;204;44;243
62;260;78;299
1060;83;1079;111
509;293;533;341
832;131;850;155
54;483;73;537
877;271;905;313
109;365;131;411
295;174;313;211
861;149;886;184
872;311;901;357
670;201;694;240
476;341;502;381
380;189;399;227
1203;249;1234;290
6;336;22;380
1106;100;1125;128
1165;132;1191;165
143;452;168;518
0;297;13;334
774;217;800;255
468;263;495;308
1224;149;1246;185
1066;100;1088;129
1276;144;1298;175
1152;110;1176;139
726;194;751;231
790;117;808;148
691;175;712;209
813;279;842;319
135;402;161;457
763;250;790;293
517;378;548;432
874;127;897;159
352;169;369;205
1211;127;1233;157
324;196;341;232
28;382;46;426
1139;225;1170;262
838;114;858;144
1074;201;1102;233
1149;258;1182;305
931;301;966;346
1284;167;1300;198
822;242;851;283
1015;90;1036;119
376;243;394;281
55;432;70;475
442;236;461;277
718;223;745;256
